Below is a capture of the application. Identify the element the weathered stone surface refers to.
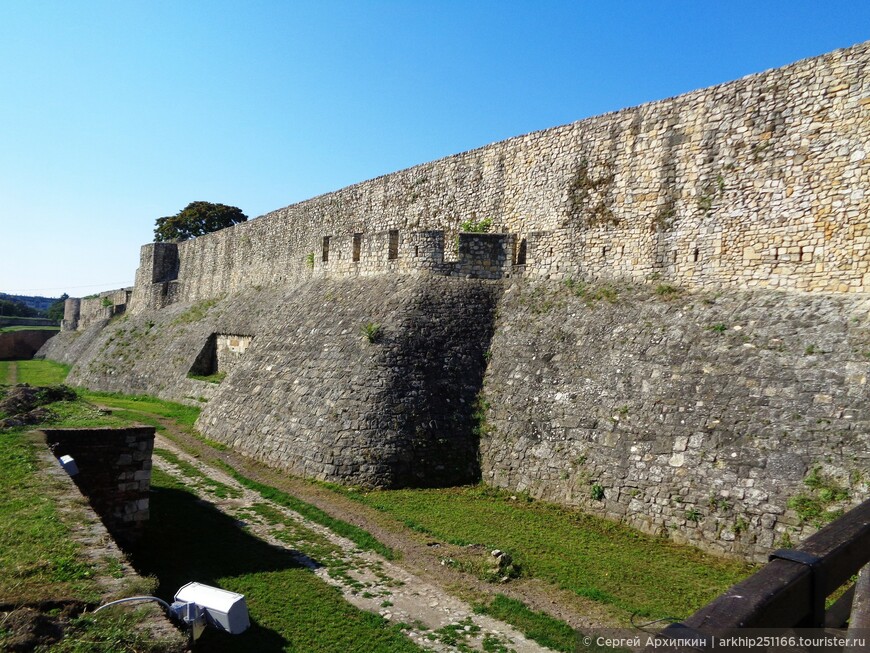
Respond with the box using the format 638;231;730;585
480;282;870;560
101;40;870;307
46;276;499;489
0;329;58;360
38;40;870;560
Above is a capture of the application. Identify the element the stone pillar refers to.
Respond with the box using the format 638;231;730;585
42;427;155;546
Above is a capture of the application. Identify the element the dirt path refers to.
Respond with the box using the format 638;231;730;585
116;404;629;652
148;416;623;635
154;433;550;652
5;361;18;384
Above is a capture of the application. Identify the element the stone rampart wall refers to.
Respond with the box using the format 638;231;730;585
53;278;499;488
39;276;870;560
41;40;870;562
481;281;870;560
64;289;131;332
124;40;870;317
0;329;58;360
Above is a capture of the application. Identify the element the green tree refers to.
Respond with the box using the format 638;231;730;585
0;298;41;317
45;293;69;322
154;201;248;242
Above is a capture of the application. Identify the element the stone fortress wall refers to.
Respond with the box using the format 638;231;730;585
63;288;132;331
44;41;870;561
127;39;869;317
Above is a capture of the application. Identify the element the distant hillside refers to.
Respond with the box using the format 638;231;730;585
0;293;59;314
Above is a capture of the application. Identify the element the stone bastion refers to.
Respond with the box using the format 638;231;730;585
40;40;870;561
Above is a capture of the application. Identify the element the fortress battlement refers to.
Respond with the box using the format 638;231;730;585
103;39;870;318
47;41;870;561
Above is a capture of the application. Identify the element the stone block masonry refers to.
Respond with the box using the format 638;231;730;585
0;329;57;360
40;40;870;561
63;288;132;332
40;276;870;560
122;40;870;316
480;282;870;560
42;427;155;546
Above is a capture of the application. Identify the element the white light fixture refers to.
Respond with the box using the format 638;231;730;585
94;582;250;642
58;454;79;476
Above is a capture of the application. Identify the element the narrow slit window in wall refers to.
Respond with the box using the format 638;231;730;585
353;233;362;262
414;245;419;257
672;250;678;263
322;236;330;263
693;247;700;262
515;237;527;265
388;230;399;260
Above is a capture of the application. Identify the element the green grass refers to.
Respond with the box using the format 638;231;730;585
787;465;850;527
153;448;241;499
13;359;70;385
338;485;753;619
473;594;619;653
563;278;619;304
40;610;178;652
0;361;13;384
2;362;751;641
171;298;219;325
42;400;133;428
187;370;227;383
215;461;396;561
0;325;60;333
0;430;101;604
79;391;201;427
130;467;423;652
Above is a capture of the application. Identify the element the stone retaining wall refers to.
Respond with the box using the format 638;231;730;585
42;427;155;546
39;40;870;561
115;39;870;318
38;276;870;560
480;281;870;560
0;329;58;360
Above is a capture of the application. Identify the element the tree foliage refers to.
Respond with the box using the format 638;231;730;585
45;293;69;322
0;298;42;318
154;201;248;242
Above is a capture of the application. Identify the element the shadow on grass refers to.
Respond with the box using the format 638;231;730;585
127;485;297;651
126;472;424;652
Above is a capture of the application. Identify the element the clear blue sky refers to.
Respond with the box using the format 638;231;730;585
2;1;868;297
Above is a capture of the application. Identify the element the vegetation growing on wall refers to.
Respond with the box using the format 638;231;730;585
170;298;219;325
459;217;493;233
787;466;851;527
360;322;383;343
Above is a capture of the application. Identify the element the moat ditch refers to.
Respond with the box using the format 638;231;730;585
2;363;756;652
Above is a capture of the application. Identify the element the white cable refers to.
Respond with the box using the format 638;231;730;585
93;595;172;613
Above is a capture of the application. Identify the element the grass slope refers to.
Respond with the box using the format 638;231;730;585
338;485;754;619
